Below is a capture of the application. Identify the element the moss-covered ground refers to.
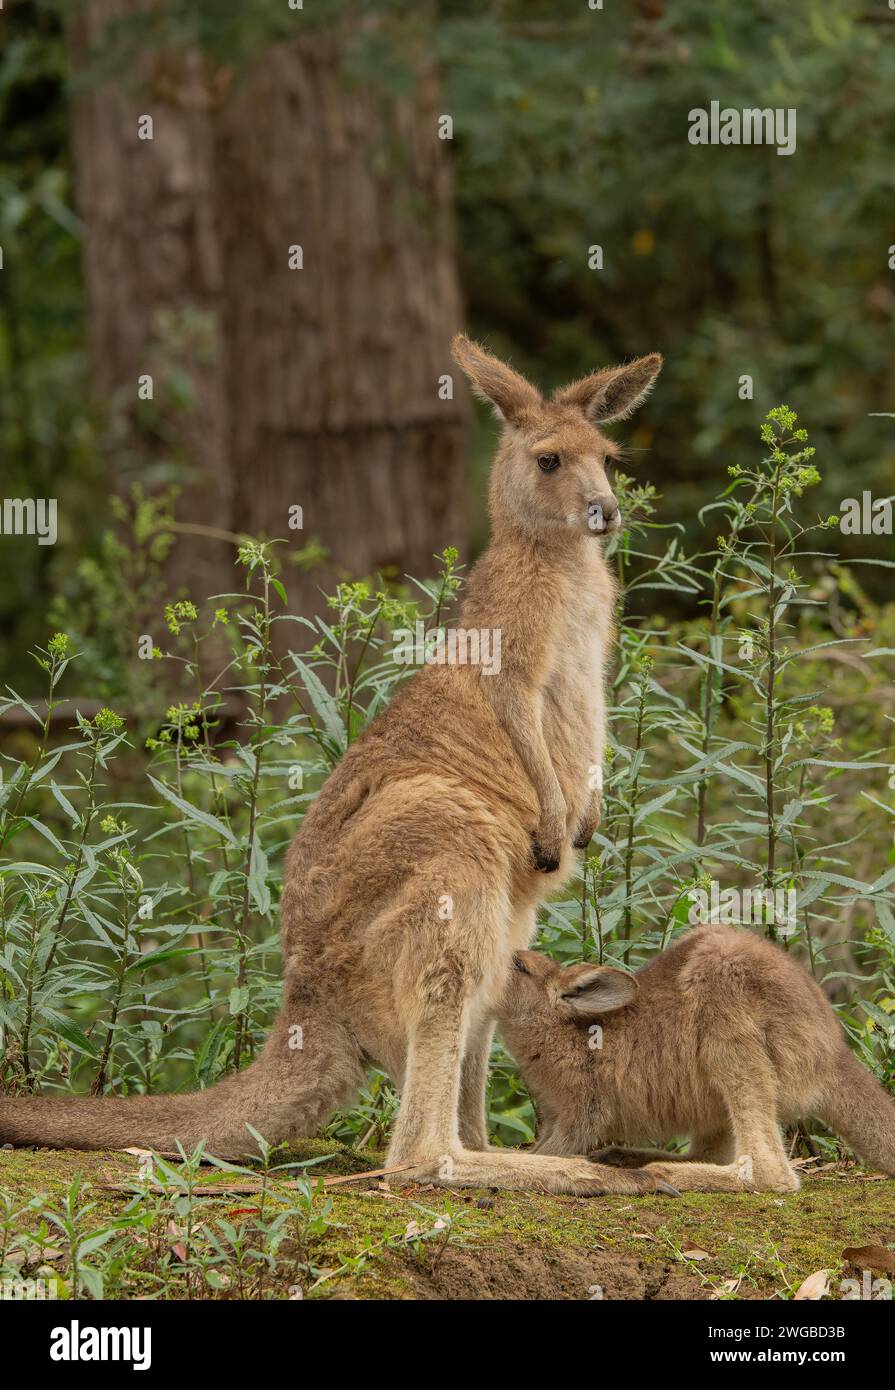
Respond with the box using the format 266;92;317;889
2;1143;893;1301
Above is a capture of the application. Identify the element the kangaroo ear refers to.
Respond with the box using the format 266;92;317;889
554;354;662;424
452;334;541;424
559;966;638;1018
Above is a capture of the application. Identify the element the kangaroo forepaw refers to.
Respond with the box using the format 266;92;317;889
590;1145;649;1168
530;832;561;873
528;828;564;872
573;827;594;850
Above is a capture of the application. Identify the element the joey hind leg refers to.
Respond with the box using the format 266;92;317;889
720;1063;799;1190
639;1143;798;1193
642;1081;799;1193
689;1127;735;1164
588;1122;734;1169
590;1145;697;1168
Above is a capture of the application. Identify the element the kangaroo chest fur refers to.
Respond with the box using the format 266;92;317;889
540;556;614;821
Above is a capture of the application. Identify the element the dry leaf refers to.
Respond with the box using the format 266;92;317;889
681;1245;713;1261
711;1277;742;1299
166;1218;188;1263
841;1245;895;1275
794;1269;831;1301
27;1246;63;1264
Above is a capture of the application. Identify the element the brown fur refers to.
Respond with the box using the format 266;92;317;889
496;926;895;1192
0;338;669;1198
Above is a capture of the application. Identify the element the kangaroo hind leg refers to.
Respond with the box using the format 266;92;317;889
642;1065;798;1193
383;876;673;1197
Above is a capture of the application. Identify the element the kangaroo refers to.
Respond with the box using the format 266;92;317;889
0;337;674;1197
496;925;895;1192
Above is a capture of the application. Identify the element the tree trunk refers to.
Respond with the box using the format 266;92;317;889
69;1;234;608
70;5;468;630
214;32;468;610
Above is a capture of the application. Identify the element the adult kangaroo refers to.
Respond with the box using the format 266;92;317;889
1;337;669;1197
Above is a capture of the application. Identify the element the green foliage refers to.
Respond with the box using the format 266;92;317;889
0;543;464;1102
0;1140;464;1299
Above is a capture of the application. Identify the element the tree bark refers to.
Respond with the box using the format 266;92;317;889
69;1;234;606
69;4;468;626
214;32;468;608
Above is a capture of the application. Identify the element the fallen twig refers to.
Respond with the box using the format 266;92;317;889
101;1162;415;1197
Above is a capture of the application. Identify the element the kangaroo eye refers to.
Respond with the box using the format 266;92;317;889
537;453;560;473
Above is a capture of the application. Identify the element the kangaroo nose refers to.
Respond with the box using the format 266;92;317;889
587;495;620;534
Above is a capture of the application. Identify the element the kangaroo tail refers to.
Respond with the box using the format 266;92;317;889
817;1048;895;1176
0;1005;364;1159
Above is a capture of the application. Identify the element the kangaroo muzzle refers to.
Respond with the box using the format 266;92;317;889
587;496;621;535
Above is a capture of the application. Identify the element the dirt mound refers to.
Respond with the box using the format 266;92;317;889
402;1241;707;1300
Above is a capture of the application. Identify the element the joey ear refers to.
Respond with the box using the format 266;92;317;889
560;966;638;1019
554;354;662;424
451;334;541;424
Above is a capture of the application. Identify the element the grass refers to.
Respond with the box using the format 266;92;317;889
2;1144;893;1301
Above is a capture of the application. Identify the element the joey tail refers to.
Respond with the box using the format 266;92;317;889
818;1049;895;1176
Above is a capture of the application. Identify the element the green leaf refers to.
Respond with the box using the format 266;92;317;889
42;1012;100;1059
77;1229;117;1258
50;781;80;826
777;798;803;830
633;789;679;825
22;816;67;856
229;986;249;1016
874;900;895;950
247;833;271;916
148;775;238;846
125;945;199;976
0;763;27;809
290;657;346;750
